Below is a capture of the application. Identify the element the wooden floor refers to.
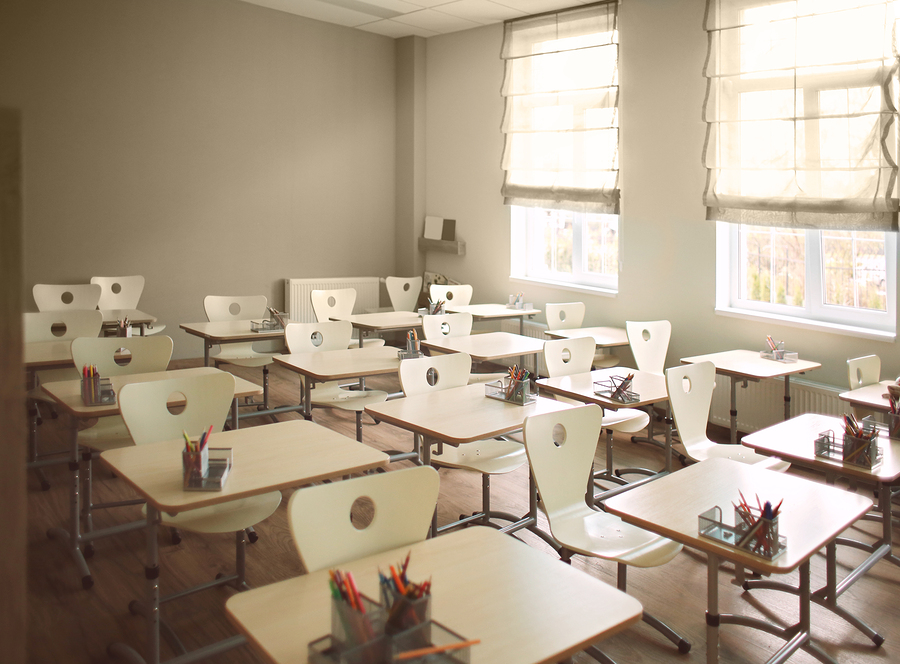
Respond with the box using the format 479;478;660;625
25;357;900;664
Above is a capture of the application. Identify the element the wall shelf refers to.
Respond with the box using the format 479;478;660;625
418;237;465;255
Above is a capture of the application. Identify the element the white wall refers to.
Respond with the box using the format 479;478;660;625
0;0;397;359
422;0;899;388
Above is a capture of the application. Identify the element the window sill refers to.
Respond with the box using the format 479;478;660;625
509;275;617;298
715;306;896;342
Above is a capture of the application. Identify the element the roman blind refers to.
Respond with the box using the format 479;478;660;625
703;0;900;231
500;1;619;214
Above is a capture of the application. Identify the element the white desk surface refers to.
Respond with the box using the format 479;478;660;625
839;380;897;413
536;367;667;410
25;340;74;370
41;366;262;419
421;331;545;363
605;457;872;575
225;526;642;664
332;310;422;332
180;320;286;343
543;326;629;348
445;303;541;319
274;346;400;382
742;412;900;484
365;382;570;446
100;420;388;513
681;349;821;380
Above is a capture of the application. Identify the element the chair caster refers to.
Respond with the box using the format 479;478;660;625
84;544;95;558
677;639;691;654
170;527;182;545
40;479;51;491
874;634;885;648
128;600;141;614
216;572;225;580
247;530;259;544
82;575;94;590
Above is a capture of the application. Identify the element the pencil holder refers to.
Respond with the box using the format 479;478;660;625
329;594;387;661
182;445;209;488
389;620;471;664
80;376;116;406
484;377;535;406
760;341;798;363
309;633;386;664
116;325;133;338
734;505;779;557
862;414;900;440
427;302;444;315
382;587;430;636
841;432;880;467
593;375;640;404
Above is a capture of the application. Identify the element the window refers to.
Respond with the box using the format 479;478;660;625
501;2;620;292
705;0;898;335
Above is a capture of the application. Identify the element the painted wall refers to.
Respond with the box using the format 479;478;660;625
0;0;397;359
422;0;899;388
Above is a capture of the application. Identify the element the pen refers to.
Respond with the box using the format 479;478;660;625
396;639;481;660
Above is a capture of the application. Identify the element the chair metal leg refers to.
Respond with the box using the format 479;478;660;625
617;563;691;654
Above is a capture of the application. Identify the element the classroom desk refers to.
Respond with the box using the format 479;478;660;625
605;458;872;664
100;309;158;336
420;331;545;373
365;382;570;535
742;412;900;645
330;310;422;347
40;367;263;590
543;326;629;347
25;339;75;372
444;303;541;335
101;420;389;664
680;349;821;444
536;367;673;481
839;380;898;414
225;525;642;664
179;320;285;367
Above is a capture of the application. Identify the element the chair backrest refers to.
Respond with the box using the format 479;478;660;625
428;283;473;306
543;336;596;378
287;465;440;573
33;283;102;311
420;312;473;340
118;371;235;446
625;320;671;376
523;404;604;524
665;361;716;454
545;302;586;331
203;295;268;322
847;355;881;390
23;310;103;342
385;276;422;312
284;320;353;353
91;275;145;310
71;336;173;377
399;352;471;397
310;288;357;323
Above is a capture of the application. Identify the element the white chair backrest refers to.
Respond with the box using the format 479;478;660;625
523;404;604;524
91;275;145;310
284;320;353;353
399;353;471;397
118;371;235;446
847;355;881;390
385;276;422;312
543;336;596;378
71;336;173;377
545;302;586;331
287;465;440;573
33;283;102;312
428;283;473;306
665;361;716;454
310;288;357;323
203;295;268;322
625;320;671;376
421;313;473;340
23;310;103;342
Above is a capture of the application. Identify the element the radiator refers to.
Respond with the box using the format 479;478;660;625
499;319;549;376
710;376;851;433
284;277;381;323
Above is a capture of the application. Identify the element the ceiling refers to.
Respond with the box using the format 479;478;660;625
237;0;587;38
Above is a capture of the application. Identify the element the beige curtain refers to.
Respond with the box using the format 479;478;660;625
703;0;900;231
500;2;619;214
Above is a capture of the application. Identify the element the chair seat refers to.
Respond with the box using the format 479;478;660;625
430;439;526;475
142;323;167;335
691;440;790;472
593;350;620;369
551;504;683;567
145;491;282;534
349;338;386;349
466;372;507;385
211;349;279;368
602;408;650;434
310;382;389;412
77;416;133;451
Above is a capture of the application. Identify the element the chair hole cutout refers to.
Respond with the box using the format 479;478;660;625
681;376;692;394
641;329;651;342
51;322;67;337
559;311;567;322
561;348;572;364
855;368;863;384
310;331;324;347
166;391;187;415
403;283;410;292
229;303;241;316
61;291;74;305
114;347;132;366
440;322;451;336
327;296;336;308
111;282;122;294
350;495;375;530
446;291;454;300
426;367;440;387
552;423;567;447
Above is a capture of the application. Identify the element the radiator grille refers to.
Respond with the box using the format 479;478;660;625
498;319;549;375
284;277;381;323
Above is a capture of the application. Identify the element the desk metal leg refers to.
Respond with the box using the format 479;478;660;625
203;343;210;367
783;375;791;421
303;376;313;420
706;551;719;664
729;377;739;445
231;398;239;430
